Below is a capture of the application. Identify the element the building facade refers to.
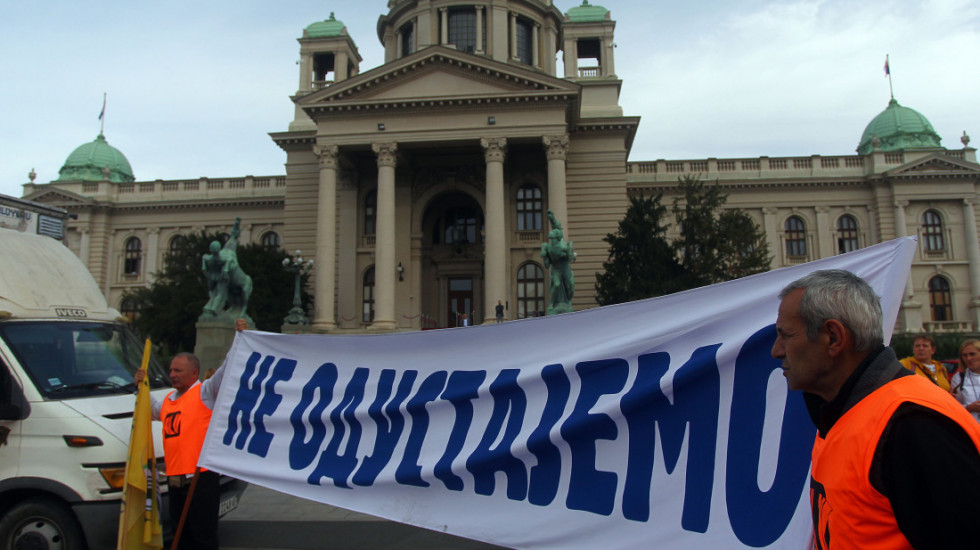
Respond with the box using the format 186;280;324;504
19;0;980;334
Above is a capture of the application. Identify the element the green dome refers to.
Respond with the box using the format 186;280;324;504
566;0;609;23
304;12;345;38
856;98;942;155
56;133;135;183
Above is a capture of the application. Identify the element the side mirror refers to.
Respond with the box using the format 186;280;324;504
0;404;23;421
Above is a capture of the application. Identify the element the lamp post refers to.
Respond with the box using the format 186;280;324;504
283;250;314;325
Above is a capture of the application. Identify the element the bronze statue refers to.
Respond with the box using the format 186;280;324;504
200;217;253;321
540;210;575;315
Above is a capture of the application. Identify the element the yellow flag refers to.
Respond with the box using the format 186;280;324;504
117;339;164;549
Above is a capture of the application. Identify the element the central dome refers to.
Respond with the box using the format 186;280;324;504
856;99;942;155
56;133;135;183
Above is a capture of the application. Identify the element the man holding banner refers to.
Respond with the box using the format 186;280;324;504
773;270;980;549
137;352;226;550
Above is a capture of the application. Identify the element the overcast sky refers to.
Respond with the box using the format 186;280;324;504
2;0;978;198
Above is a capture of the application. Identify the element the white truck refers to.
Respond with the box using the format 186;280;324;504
0;223;245;549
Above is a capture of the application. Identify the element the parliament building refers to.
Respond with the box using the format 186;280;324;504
17;0;980;334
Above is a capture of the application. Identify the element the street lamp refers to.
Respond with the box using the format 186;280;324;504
282;250;314;325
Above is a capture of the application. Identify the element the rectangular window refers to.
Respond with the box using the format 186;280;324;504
448;8;477;53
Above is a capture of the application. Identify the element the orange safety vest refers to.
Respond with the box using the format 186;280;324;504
810;375;980;550
160;383;213;476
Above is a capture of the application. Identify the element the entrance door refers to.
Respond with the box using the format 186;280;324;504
448;277;473;327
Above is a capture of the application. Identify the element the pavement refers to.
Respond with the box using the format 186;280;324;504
219;484;508;550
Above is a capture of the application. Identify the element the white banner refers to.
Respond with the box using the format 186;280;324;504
200;237;916;549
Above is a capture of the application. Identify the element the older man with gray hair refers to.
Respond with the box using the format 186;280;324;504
771;269;980;549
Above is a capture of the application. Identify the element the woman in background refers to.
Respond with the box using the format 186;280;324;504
951;339;980;423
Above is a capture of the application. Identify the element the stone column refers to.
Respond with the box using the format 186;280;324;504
543;135;570;235
298;54;312;92
312;145;338;332
145;227;160;283
509;12;518;60
763;207;779;263
962;199;980;328
532;23;540;67
80;226;91;266
440;8;448;45
475;6;484;54
894;199;921;331
815;206;832;258
482;137;507;324
371;142;398;330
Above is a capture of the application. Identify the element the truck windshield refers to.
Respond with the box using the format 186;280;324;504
0;321;170;399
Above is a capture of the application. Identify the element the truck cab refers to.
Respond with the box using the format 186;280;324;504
0;222;245;550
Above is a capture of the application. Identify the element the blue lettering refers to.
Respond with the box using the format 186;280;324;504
288;362;337;471
622;346;720;531
727;325;814;546
467;369;528;500
309;367;370;488
527;363;569;506
434;370;487;491
563;359;629;516
222;352;296;457
396;371;448;486
352;369;417;486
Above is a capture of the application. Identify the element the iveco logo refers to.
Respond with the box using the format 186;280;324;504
55;308;88;318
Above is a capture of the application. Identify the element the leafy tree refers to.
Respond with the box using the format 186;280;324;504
595;192;687;305
123;231;311;360
595;175;771;306
673;174;770;286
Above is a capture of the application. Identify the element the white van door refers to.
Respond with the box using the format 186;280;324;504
0;360;22;479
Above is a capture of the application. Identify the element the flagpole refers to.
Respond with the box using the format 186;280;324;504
885;54;894;100
99;93;107;134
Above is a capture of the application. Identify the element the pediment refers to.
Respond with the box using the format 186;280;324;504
297;46;579;111
886;153;980;177
22;186;95;207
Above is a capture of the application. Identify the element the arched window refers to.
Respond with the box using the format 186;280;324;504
434;207;480;245
517;184;543;231
261;231;281;249
169;234;187;252
124;237;142;275
517;263;545;319
922;210;944;252
364;191;377;236
836;215;859;254
120;297;139;321
784;216;807;258
362;267;375;324
928;276;952;321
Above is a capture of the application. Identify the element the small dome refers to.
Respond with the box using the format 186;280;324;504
856;98;942;155
56;133;135;183
566;0;610;23
304;12;345;38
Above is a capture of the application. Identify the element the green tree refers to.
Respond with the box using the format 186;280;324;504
594;192;687;305
123;231;311;360
673;174;771;286
595;175;771;306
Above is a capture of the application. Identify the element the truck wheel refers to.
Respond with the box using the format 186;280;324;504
0;497;86;550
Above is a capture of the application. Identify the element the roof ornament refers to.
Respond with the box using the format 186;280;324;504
962;131;971;148
871;134;881;150
28;168;36;183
